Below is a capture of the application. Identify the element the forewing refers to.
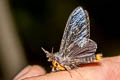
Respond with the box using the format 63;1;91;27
59;7;90;55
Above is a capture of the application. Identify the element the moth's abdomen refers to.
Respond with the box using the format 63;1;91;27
75;53;96;64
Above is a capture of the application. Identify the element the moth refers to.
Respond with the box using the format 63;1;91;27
42;6;102;72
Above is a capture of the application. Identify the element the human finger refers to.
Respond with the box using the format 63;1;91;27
23;56;120;80
14;65;46;80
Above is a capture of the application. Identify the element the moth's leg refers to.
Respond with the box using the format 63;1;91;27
70;64;83;78
65;65;83;78
52;66;56;72
64;65;73;78
64;65;71;70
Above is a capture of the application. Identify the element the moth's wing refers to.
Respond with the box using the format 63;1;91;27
59;7;98;67
59;7;91;54
58;7;98;68
67;39;97;66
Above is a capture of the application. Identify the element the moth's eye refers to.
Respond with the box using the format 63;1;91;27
56;63;58;66
54;62;57;66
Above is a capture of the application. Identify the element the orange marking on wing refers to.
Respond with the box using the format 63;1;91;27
94;53;102;62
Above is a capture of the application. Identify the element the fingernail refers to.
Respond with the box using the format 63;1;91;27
14;66;32;80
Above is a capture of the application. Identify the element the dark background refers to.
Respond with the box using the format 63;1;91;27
1;0;119;79
10;0;120;70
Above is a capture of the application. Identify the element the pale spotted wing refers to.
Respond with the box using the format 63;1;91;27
59;7;91;54
59;7;97;67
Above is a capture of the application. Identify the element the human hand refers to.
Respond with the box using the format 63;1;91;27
13;56;120;80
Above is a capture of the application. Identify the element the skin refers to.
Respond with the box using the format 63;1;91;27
14;56;120;80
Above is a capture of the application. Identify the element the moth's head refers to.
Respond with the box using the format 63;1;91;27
52;60;65;71
42;48;65;71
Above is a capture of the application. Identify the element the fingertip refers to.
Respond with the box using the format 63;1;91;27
14;66;32;80
14;65;46;80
